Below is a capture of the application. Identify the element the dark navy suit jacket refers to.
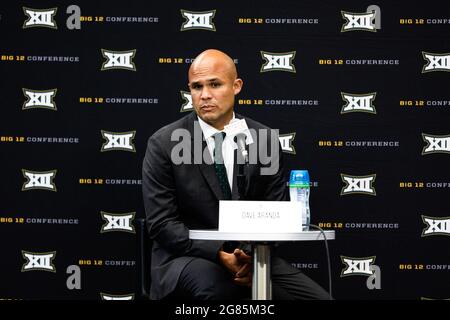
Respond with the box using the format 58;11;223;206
142;111;287;299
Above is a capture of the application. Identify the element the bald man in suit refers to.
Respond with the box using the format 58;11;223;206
142;49;330;300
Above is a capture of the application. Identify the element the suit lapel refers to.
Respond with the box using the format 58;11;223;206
187;112;223;200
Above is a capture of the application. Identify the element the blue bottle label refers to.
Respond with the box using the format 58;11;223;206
289;170;310;188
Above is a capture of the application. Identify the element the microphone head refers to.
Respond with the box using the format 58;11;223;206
235;133;249;164
224;119;253;164
234;132;247;142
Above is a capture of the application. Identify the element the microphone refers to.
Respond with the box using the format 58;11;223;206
235;133;249;164
224;118;253;200
224;118;253;165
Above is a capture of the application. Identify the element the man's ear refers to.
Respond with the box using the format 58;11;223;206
233;78;243;95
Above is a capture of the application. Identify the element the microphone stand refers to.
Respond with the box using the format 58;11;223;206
236;146;248;201
236;140;272;299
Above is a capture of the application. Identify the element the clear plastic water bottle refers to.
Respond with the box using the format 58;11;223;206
289;170;310;231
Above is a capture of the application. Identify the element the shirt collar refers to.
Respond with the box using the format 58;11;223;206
197;112;235;140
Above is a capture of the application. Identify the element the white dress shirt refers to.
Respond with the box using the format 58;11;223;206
197;114;235;190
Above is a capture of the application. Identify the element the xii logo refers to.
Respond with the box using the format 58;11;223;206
180;10;216;31
101;49;137;71
341;5;381;32
22;251;56;272
101;130;136;152
100;212;136;233
22;169;57;191
180;91;194;112
341;256;381;289
422;52;450;73
341;92;376;114
23;6;81;30
279;133;296;154
421;215;450;236
421;133;450;155
341;174;376;196
23;7;57;28
23;89;57;111
100;293;135;300
260;51;296;73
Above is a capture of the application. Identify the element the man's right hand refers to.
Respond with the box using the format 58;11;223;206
218;248;252;287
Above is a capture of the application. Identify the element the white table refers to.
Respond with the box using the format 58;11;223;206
189;230;335;300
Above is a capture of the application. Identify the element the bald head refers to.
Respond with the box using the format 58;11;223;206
187;49;243;130
189;49;237;82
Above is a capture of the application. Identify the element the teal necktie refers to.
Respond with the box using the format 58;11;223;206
213;132;232;200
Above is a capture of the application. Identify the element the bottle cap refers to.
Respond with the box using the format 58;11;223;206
289;170;310;187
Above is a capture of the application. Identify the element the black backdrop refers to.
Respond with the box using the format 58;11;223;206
1;0;449;300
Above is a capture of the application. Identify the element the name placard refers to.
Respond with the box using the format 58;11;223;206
218;200;304;233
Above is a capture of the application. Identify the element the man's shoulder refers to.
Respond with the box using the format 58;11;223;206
150;112;195;140
237;113;272;131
